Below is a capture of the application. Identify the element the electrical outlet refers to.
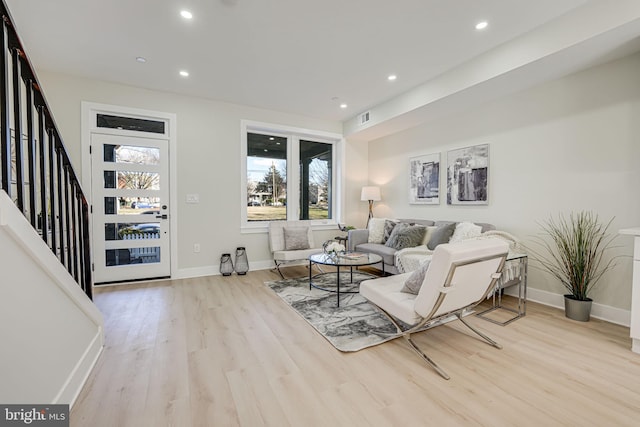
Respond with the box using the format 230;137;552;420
186;194;200;204
193;243;200;253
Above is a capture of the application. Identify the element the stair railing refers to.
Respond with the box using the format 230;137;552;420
0;2;92;299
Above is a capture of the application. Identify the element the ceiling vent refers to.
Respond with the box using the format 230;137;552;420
359;111;370;125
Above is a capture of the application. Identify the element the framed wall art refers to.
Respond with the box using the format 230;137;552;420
446;144;489;205
409;153;440;204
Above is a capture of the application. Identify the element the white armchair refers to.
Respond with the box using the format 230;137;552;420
359;238;509;379
268;221;323;279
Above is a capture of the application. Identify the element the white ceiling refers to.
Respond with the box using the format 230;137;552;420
5;0;594;126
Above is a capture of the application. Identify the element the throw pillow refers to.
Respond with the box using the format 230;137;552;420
283;227;310;250
426;222;457;250
385;224;427;250
382;219;398;243
421;225;438;246
367;218;387;244
401;259;431;294
449;221;482;244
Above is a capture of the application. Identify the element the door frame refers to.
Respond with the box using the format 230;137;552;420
81;102;178;283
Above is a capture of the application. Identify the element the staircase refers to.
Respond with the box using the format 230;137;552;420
0;0;104;406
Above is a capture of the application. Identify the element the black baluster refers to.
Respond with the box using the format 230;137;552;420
81;200;93;299
38;106;48;245
0;20;10;194
26;80;37;226
48;128;57;255
56;142;64;265
64;166;75;274
12;48;24;212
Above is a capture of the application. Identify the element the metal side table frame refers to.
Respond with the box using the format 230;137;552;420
476;253;528;325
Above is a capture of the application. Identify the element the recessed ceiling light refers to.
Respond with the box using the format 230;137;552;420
340;103;348;109
269;137;274;140
179;70;189;77
475;21;488;30
135;56;146;63
180;10;193;19
387;74;397;81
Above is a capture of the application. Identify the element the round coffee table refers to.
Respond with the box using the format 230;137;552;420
308;252;384;307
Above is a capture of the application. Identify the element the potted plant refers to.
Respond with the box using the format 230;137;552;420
529;211;617;321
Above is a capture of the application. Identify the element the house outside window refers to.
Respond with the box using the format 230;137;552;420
241;121;342;231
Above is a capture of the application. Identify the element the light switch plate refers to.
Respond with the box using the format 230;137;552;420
186;194;200;204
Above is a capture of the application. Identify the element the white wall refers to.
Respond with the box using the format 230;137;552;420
361;53;640;313
0;192;104;404
36;71;347;276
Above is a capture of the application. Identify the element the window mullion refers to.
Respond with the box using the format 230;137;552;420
288;135;300;220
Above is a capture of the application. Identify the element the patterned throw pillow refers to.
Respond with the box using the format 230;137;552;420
401;259;431;294
367;218;387;244
385;224;427;250
382;219;398;243
283;227;310;250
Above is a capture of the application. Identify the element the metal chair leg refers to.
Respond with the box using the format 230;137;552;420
457;314;503;349
404;335;450;380
273;260;285;279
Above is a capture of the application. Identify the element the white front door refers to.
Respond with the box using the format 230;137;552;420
90;133;170;283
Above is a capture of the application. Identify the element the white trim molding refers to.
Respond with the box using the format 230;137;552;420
81;102;178;281
505;286;631;327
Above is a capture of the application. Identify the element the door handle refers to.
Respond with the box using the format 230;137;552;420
156;214;168;219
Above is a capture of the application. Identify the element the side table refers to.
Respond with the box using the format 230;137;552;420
476;253;528;325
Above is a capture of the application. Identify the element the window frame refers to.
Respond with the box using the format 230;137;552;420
240;120;343;233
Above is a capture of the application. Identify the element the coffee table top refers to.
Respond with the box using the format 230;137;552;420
309;252;383;267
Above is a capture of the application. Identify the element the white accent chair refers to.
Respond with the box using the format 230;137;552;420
268;221;323;279
359;238;509;379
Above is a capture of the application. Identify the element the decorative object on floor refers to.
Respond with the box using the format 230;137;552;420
528;211;617;322
361;186;381;228
409;153;440;204
234;247;249;275
360;239;509;379
266;272;412;352
220;253;234;276
446;144;489;205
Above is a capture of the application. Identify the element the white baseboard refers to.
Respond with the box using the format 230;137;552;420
55;329;104;406
174;260;276;280
504;286;631;327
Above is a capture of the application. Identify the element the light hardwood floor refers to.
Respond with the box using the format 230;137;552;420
71;267;640;426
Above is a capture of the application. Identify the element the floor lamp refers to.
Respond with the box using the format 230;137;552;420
361;186;381;228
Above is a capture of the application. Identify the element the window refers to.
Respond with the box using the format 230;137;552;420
242;121;342;229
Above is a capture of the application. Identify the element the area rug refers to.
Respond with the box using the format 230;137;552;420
265;272;403;352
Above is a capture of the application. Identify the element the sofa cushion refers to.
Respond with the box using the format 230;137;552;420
355;243;397;266
398;219;435;227
427;222;457;250
385;223;427;250
367;218;387;244
360;273;421;325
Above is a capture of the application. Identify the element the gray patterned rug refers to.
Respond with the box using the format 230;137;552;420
265;272;402;352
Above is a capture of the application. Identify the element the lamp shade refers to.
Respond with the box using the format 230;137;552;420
361;186;381;201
